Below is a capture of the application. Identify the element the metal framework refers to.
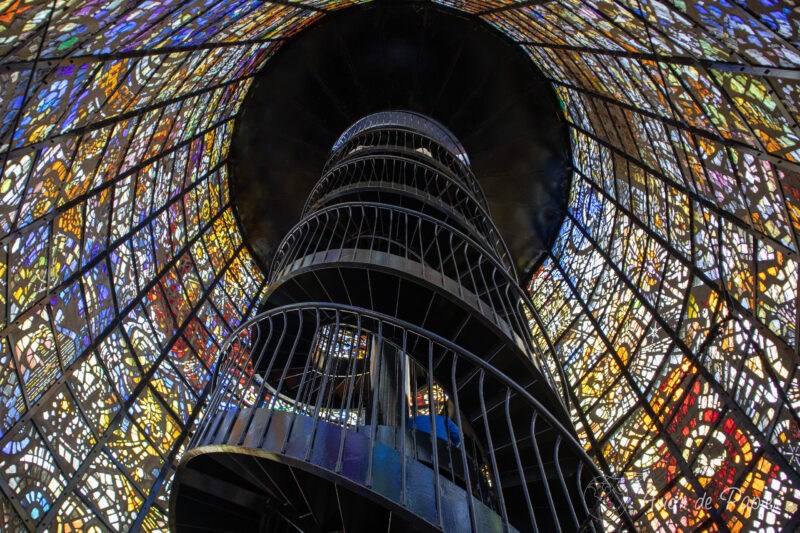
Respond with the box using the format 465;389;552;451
0;0;798;531
171;112;631;532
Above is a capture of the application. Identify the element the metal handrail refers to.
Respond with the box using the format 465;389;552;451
194;302;636;533
269;201;551;371
179;112;613;533
304;152;517;279
324;124;489;212
269;201;569;404
327;120;475;184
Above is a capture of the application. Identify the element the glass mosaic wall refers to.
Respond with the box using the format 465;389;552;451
0;0;797;531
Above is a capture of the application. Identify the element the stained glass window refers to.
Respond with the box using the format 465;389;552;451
0;0;798;531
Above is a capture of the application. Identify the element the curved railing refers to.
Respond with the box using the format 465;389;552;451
175;112;595;533
189;303;636;533
330;110;470;167
268;202;553;380
304;153;516;277
324;122;487;207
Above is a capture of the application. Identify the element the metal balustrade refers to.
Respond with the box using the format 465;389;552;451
178;304;632;533
269;201;543;373
171;111;633;532
305;154;515;276
326;112;476;188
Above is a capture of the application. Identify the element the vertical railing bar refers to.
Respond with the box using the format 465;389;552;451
531;412;562;533
418;217;426;278
305;311;340;461
338;205;353;262
297;216;317;265
388;207;394;256
296;213;322;266
271;232;291;281
261;308;304;442
315;211;331;259
232;316;275;414
248;311;288;410
474;254;498;325
278;308;321;453
490;267;514;334
199;312;268;447
400;327;408;507
478;370;510;532
194;346;229;446
301;315;334;412
230;319;270;445
554;436;580;529
504;283;533;353
280;217;304;271
336;314;361;474
356;319;369;423
504;389;538;533
341;315;359;423
366;319;383;488
449;232;464;299
463;242;484;313
427;339;443;528
420;216;440;265
404;211;410;263
369;205;378;261
451;355;478;533
309;211;327;261
322;324;341;419
410;360;418;461
248;322;266;401
325;207;340;254
434;226;447;288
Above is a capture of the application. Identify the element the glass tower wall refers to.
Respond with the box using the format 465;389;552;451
0;1;798;531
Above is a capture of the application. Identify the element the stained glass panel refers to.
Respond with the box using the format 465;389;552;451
0;0;798;530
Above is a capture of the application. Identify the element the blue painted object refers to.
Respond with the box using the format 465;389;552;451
409;415;461;447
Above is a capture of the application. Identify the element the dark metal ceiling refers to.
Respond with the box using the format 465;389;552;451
230;2;571;278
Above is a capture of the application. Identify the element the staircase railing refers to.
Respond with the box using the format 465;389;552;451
190;303;636;533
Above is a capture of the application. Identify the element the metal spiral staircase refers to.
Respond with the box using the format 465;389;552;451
169;112;633;532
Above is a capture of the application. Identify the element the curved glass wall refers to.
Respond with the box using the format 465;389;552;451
0;1;797;532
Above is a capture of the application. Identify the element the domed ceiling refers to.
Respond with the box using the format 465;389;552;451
0;0;798;532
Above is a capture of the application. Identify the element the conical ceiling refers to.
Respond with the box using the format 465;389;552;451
229;4;571;276
0;1;798;532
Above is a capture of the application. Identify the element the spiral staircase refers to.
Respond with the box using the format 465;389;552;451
169;112;632;532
